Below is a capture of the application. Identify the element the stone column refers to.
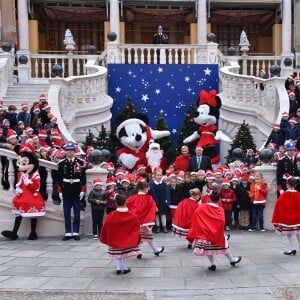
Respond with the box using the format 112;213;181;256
17;0;30;83
84;167;108;236
109;0;120;44
253;165;277;231
0;0;16;45
281;0;292;56
197;0;207;45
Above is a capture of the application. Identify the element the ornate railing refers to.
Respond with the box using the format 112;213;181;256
220;62;287;126
0;53;14;98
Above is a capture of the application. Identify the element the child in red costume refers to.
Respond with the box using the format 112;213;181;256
248;172;268;232
272;177;300;255
187;188;241;271
100;194;141;275
172;188;201;249
126;180;165;259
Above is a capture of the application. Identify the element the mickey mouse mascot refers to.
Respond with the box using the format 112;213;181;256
1;143;46;240
115;113;170;171
183;89;231;164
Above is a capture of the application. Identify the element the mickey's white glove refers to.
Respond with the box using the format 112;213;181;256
79;192;85;200
59;193;63;201
22;173;30;185
16;187;23;195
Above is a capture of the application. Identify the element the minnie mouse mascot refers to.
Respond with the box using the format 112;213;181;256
183;89;231;164
1;143;46;240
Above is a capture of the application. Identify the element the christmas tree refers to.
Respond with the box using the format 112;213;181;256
82;130;97;152
154;113;175;166
120;96;137;119
175;103;199;155
96;124;111;149
226;120;257;163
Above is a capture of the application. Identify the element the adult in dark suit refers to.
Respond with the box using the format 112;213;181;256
58;142;86;241
152;25;168;64
188;146;212;172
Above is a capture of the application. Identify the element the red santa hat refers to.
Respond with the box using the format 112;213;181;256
224;170;233;178
6;129;17;141
282;111;289;117
93;178;103;186
149;142;160;150
273;123;280;130
19;142;35;154
205;171;215;180
153;167;163;174
249;172;256;180
137;164;146;171
38;129;48;138
25;127;34;133
288;90;295;97
214;169;223;176
39;93;47;100
33;104;40;113
41;103;51;110
121;176;131;184
221;178;231;186
21;102;28;109
241;174;249;181
283;173;292;180
115;168;126;176
289;117;297;124
48;114;57;122
106;162;115;170
230;176;240;182
106;177;116;186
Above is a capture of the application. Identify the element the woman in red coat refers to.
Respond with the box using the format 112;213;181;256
187;188;241;271
272;177;300;255
172;188;201;248
100;194;141;274
248;172;268;232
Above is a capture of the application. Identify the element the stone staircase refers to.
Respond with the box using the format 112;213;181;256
3;83;50;108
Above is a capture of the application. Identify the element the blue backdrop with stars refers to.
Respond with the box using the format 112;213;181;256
108;64;219;141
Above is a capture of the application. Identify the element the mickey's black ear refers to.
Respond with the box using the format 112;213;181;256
135;113;149;125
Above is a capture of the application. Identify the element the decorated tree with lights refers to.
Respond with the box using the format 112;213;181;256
226;120;257;163
120;96;137;119
154;113;175;166
175;103;199;155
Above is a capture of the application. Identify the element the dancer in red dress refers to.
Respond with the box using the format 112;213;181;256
187;188;241;271
126;181;165;259
172;188;201;249
100;194;141;274
272;177;300;255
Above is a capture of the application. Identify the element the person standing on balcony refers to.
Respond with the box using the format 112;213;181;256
152;25;168;64
58;142;87;241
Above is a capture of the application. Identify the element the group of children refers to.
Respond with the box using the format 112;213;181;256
93;165;271;274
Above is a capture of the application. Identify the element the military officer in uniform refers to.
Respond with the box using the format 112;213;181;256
152;25;168;64
58;142;86;241
276;141;300;195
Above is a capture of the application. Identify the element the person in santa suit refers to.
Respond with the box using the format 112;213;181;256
145;142;167;174
272;177;300;256
187;188;242;271
172;188;201;249
126;180;165;259
100;194;141;275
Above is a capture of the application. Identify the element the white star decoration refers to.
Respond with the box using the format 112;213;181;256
155;89;161;95
172;128;177;134
185;76;190;82
141;94;149;102
204;68;212;76
157;67;163;73
115;87;121;93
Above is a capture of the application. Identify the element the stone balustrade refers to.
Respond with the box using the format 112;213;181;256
47;57;113;142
